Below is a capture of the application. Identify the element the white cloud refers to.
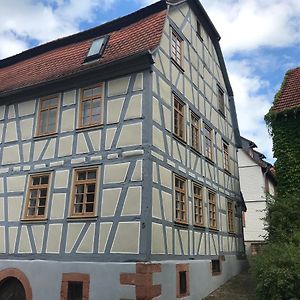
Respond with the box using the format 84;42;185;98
0;0;117;58
201;0;300;56
200;0;300;162
226;59;273;159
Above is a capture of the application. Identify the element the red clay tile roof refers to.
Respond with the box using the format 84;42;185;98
0;4;166;95
272;67;300;112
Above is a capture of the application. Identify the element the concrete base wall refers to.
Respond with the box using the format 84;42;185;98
0;260;136;300
0;256;247;300
155;256;247;299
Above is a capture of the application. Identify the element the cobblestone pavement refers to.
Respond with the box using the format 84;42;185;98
204;268;256;300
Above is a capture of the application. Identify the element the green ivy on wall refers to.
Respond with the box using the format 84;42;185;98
254;74;300;299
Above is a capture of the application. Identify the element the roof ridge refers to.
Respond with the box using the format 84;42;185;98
271;66;300;112
0;0;166;69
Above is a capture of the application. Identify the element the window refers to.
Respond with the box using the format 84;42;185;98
61;273;89;300
38;95;59;136
193;183;204;226
250;243;265;256
171;29;183;67
70;168;98;217
227;199;235;233
196;20;203;40
223;142;230;172
211;259;221;275
218;86;225;115
204;124;213;160
174;175;187;224
68;282;83;300
24;174;50;219
208;191;217;229
85;36;108;62
80;84;103;128
173;95;185;141
191;112;200;151
176;264;190;298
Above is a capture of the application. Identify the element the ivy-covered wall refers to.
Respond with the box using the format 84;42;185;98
265;111;300;197
264;74;300;241
254;73;300;300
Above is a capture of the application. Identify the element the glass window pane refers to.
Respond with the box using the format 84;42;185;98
86;203;94;213
76;185;84;194
91;114;100;123
28;208;35;216
82;101;90;118
86;194;94;203
83;88;93;98
30;190;38;198
33;177;40;185
41;176;49;185
87;171;96;180
87;184;95;193
40;111;47;133
82;117;90;126
39;198;46;207
75;204;83;213
40;189;47;197
48;109;57;132
78;172;86;181
43;97;57;108
29;199;36;207
75;194;84;204
93;87;102;95
67;282;83;300
37;207;45;216
92;99;100;108
87;38;105;57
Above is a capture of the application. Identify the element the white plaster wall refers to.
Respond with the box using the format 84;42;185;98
238;150;268;244
243;201;267;242
238;150;265;201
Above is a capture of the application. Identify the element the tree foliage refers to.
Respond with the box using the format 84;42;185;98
254;75;300;299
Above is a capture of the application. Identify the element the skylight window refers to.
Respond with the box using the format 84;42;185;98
85;36;108;62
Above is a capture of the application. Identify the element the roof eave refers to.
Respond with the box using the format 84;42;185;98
0;51;154;103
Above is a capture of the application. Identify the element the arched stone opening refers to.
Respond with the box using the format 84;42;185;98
0;268;32;300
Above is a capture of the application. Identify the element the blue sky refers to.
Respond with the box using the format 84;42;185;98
1;0;300;163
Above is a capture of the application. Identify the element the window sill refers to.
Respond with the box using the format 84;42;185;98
171;58;185;73
212;271;221;277
218;109;226;118
67;216;98;222
193;224;206;230
209;227;219;233
224;169;231;176
196;33;204;42
174;220;189;228
191;147;202;156
76;124;104;133
34;133;58;140
173;134;186;146
21;218;48;223
205;156;215;165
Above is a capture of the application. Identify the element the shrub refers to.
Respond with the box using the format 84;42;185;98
265;193;300;243
254;234;300;300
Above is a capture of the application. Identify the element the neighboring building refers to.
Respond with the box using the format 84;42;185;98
265;67;300;198
238;137;276;255
0;1;246;299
